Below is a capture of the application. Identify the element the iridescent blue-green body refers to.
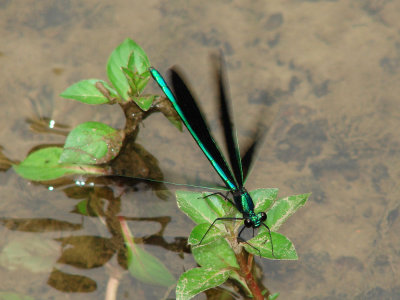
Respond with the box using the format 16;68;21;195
232;188;266;228
150;68;237;191
150;62;272;254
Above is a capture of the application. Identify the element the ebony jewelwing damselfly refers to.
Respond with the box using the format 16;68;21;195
149;55;274;256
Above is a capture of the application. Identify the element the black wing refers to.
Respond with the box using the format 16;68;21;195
169;68;238;190
241;121;271;183
214;54;244;187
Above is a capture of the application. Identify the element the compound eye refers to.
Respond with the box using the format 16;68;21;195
244;219;252;228
260;212;267;222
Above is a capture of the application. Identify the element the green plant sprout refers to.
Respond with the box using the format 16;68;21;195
13;38;180;182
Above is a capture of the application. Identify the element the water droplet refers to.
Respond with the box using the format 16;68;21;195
49;120;55;129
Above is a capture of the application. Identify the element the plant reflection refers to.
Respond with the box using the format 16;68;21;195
1;138;190;297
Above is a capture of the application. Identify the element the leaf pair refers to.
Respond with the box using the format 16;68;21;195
13;146;106;181
13;121;122;181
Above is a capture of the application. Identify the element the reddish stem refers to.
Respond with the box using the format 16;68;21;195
235;249;269;300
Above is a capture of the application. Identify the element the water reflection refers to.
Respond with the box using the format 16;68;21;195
0;171;190;296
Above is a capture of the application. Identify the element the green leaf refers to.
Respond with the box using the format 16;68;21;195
122;66;151;98
262;193;310;231
188;223;226;245
133;95;155;111
121;66;137;95
167;116;183;131
13;147;103;181
176;267;232;300
107;38;150;101
126;45;150;74
245;231;297;260
250;188;278;213
60;79;116;104
176;191;233;228
60;122;124;164
134;71;151;94
119;217;175;287
192;237;239;269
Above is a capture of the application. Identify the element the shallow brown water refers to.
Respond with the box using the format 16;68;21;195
1;1;400;299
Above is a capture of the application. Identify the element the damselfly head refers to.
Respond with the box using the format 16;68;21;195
245;212;267;228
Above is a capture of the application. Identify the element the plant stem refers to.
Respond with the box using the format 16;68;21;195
235;249;268;300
